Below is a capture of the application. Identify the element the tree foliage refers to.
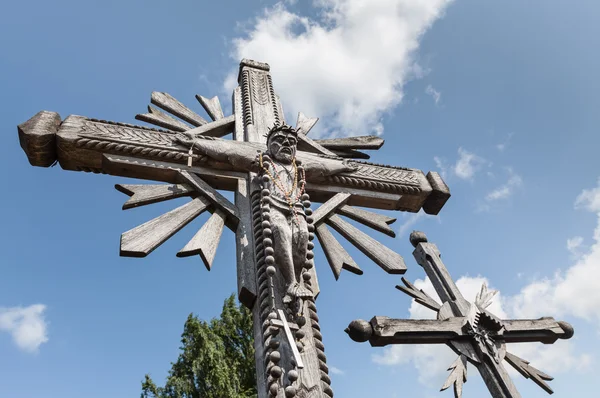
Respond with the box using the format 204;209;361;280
141;295;256;398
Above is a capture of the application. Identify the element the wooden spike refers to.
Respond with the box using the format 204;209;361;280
150;92;207;126
135;105;191;132
183;114;235;138
315;224;362;279
178;170;240;229
504;352;554;394
120;197;210;257
296;112;319;135
177;210;226;270
330;149;371;160
315;135;385;150
337;205;396;237
298;134;338;157
396;277;441;312
195;95;224;121
115;183;195;210
312;193;352;225
326;214;406;274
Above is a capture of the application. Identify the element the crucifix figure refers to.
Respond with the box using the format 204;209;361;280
346;231;574;398
17;59;450;397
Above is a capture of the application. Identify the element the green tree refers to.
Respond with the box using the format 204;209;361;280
141;295;256;398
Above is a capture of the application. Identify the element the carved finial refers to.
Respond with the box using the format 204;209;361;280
345;319;373;343
410;230;428;248
558;321;574;339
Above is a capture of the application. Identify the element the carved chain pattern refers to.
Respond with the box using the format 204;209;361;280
75;120;198;162
266;74;281;126
241;70;254;127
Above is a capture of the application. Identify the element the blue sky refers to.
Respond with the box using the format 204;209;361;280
1;0;599;397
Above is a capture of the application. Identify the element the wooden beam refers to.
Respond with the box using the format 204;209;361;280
315;223;362;279
326;214;406;274
185;114;235;138
312;193;351;225
178;170;240;228
120;197;210;257
196;95;224;121
337;205;396;237
150;91;207;126
115;183;195;210
177;209;227;270
368;316;464;347
315;135;384;150
135;105;191;132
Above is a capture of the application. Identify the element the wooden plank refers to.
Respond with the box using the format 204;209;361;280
178;170;240;228
151;91;207;126
330;149;370;159
120;197;210;257
315;224;362;280
296;112;319;135
337;205;396;237
196;95;224;121
505;352;554;394
298;134;338;157
502;318;572;344
184;114;235;138
115;183;194;210
311;192;351;226
177;209;226;270
315;135;384;150
368;316;464;346
326;214;406;274
135;105;191;132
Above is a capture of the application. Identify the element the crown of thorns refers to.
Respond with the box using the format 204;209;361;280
265;124;298;140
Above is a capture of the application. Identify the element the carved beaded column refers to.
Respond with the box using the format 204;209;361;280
234;59;332;398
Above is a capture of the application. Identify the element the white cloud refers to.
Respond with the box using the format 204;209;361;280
453;147;486;180
0;304;49;353
425;84;441;105
433;156;448;179
226;0;454;136
496;132;514;152
567;236;584;257
397;211;426;238
575;178;600;212
484;170;522;202
329;366;345;375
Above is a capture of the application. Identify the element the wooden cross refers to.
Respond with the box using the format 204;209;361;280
17;59;450;398
346;231;574;398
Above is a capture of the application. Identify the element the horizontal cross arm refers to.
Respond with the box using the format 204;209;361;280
502;318;574;344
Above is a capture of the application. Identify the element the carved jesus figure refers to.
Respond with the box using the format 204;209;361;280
177;125;354;310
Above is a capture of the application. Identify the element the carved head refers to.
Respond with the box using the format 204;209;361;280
266;124;298;164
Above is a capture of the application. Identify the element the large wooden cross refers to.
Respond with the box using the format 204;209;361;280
346;231;574;398
17;59;450;398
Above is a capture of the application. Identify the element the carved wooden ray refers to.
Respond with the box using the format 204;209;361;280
330;149;370;159
196;95;224;121
177;209;227;270
151;91;207;126
296;112;319;135
337;204;396;237
315;135;385;150
115;183;195;210
120;196;211;257
135;105;190;132
315;223;362;279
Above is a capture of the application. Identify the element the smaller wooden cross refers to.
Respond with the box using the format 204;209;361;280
346;231;574;398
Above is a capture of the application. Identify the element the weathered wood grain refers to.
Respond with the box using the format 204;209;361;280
312;192;352;226
424;171;451;216
315;135;384;150
18;110;61;167
330;149;370;159
504;352;554;394
135;105;191;132
120;197;210;257
151;91;207;126
336;205;396;237
326;214;406;274
115;183;194;210
296;112;319;135
441;355;468;398
396;277;441;312
368;316;464;346
195;95;224;121
177;209;226;270
502;318;572;344
178;170;240;229
184;114;235;138
315;223;362;279
298;134;338;157
277;309;305;369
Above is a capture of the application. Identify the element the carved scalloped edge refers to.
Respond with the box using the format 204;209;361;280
325;175;422;194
